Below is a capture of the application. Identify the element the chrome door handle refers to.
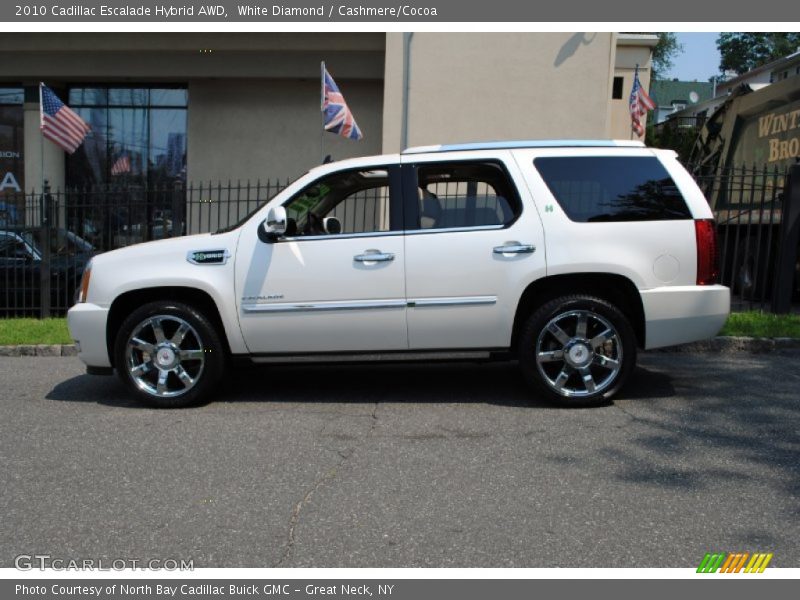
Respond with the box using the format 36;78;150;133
493;243;536;255
354;251;395;263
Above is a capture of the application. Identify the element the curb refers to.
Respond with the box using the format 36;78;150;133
652;336;800;354
0;337;799;357
0;344;78;357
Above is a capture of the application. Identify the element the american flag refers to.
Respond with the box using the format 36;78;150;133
111;154;131;176
629;66;656;137
322;64;363;141
39;83;90;154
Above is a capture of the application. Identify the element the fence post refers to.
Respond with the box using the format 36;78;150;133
39;181;52;318
771;164;800;314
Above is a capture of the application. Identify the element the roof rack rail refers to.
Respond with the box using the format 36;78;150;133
402;139;646;154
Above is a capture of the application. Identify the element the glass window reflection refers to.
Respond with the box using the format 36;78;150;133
66;86;187;188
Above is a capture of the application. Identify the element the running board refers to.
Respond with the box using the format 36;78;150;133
247;350;509;365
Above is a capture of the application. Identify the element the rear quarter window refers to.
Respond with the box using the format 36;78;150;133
533;156;692;222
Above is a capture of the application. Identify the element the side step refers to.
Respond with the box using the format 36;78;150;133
247;349;511;366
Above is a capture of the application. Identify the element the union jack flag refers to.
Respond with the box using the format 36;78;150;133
322;64;363;141
629;65;656;137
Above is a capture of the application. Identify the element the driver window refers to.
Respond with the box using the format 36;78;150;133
284;169;391;237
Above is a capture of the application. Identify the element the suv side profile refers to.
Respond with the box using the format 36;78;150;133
67;140;729;408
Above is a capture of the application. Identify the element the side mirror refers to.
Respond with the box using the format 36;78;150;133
263;206;288;240
323;216;342;235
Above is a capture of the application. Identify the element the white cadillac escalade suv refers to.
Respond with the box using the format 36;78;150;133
67;140;729;408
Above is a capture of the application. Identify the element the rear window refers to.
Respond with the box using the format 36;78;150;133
533;156;692;222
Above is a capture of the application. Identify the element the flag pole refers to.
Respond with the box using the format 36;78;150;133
320;61;325;164
630;65;638;141
39;82;46;224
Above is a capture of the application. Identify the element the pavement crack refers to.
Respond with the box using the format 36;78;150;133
274;401;380;567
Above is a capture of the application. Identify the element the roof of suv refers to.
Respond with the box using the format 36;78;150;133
402;140;646;154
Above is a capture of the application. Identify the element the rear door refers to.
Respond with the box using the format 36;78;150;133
400;151;547;349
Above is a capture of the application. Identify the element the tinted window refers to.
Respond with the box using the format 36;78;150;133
414;162;520;230
534;156;692;222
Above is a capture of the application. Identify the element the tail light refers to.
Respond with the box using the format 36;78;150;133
695;219;719;285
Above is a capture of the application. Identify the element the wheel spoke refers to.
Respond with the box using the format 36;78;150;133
151;318;167;344
156;369;169;394
175;366;194;388
579;366;596;392
593;354;620;369
590;328;613;350
575;312;588;339
537;349;564;363
179;348;204;361
130;361;152;377
130;337;155;355
171;323;190;345
553;367;571;390
547;322;571;346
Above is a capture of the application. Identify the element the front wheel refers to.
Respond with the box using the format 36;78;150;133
114;301;226;408
518;295;636;407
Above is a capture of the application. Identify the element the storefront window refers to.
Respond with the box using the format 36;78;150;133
66;86;187;188
0;87;24;226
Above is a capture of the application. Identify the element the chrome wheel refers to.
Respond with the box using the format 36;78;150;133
125;315;205;398
535;309;622;398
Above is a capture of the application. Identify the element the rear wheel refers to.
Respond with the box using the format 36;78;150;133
114;301;226;408
518;295;636;407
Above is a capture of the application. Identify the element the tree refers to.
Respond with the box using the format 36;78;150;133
717;33;800;75
651;33;682;82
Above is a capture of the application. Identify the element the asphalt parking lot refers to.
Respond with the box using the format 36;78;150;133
1;351;798;568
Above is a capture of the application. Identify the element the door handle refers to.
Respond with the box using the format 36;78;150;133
493;243;536;255
354;251;395;263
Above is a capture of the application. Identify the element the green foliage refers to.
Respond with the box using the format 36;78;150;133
651;32;682;82
646;120;698;163
717;33;800;75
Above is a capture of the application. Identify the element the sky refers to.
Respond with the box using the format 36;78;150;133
666;32;721;82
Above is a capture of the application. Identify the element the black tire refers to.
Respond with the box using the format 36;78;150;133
517;295;636;407
114;301;226;408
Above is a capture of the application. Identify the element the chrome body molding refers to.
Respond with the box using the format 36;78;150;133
241;298;407;313
408;296;497;307
242;295;497;313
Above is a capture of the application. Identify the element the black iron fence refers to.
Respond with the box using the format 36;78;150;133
690;163;800;312
0;179;289;317
1;166;799;318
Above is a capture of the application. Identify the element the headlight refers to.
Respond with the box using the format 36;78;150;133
77;260;92;303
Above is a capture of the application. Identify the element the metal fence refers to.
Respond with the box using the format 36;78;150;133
690;163;799;312
2;165;799;318
0;179;289;317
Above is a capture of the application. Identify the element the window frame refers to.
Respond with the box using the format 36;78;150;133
275;164;404;242
401;159;523;234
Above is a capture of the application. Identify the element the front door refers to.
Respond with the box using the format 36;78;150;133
235;165;408;354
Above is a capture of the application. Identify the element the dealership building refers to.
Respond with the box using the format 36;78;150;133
0;32;656;202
